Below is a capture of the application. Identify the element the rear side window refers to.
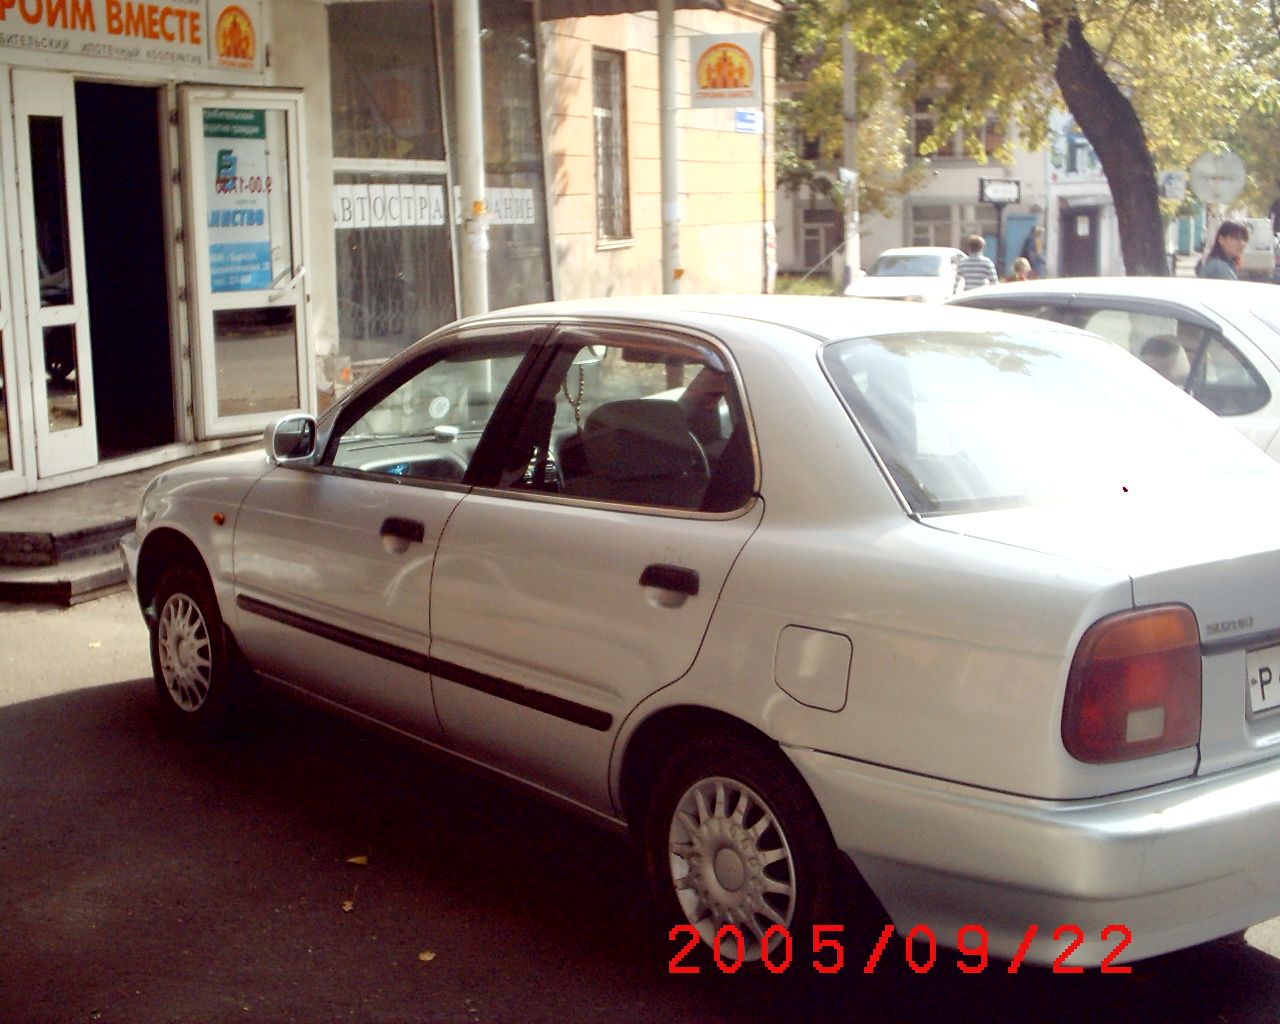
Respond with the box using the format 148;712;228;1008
1077;306;1268;416
492;329;755;513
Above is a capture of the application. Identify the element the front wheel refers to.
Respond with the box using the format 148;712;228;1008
643;733;842;964
149;565;234;739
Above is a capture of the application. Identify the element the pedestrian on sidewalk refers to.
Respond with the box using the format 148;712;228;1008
1196;220;1249;281
958;234;999;290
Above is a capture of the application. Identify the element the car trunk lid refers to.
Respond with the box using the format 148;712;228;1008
929;490;1280;775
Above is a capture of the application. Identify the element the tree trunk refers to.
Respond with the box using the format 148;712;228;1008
1052;17;1169;276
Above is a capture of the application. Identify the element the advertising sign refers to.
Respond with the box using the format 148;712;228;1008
979;178;1021;205
0;0;262;72
204;107;272;292
689;33;762;109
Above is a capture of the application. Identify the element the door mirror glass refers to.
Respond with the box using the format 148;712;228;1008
265;413;316;464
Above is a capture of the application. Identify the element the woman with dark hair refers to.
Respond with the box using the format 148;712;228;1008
1196;220;1249;280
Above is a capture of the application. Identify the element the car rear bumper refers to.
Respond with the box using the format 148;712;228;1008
790;747;1280;966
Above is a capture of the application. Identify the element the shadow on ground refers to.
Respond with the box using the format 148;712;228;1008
2;679;1278;1023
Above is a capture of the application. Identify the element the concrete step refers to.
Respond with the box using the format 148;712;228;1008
0;517;134;567
0;549;129;606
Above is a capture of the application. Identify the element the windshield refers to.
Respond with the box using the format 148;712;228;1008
869;254;942;277
822;327;1273;515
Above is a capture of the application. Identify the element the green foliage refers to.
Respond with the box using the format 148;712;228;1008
774;0;927;220
777;0;1280;246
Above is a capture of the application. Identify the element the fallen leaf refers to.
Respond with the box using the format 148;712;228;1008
341;900;354;913
418;951;436;962
346;855;368;865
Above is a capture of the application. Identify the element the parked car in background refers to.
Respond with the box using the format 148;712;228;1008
949;277;1280;458
1240;218;1277;282
844;246;965;302
123;295;1280;970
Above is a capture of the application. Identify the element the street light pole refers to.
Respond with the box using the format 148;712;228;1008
658;0;681;292
455;0;489;317
840;31;860;284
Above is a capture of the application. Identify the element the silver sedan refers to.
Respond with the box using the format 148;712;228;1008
122;295;1280;971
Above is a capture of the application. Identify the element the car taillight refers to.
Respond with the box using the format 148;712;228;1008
1062;605;1201;763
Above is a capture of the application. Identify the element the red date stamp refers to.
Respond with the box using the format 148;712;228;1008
668;923;1134;975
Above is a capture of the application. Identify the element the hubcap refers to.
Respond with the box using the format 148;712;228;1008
156;592;212;713
668;776;796;961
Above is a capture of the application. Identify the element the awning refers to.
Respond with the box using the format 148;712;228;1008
540;0;723;18
1058;193;1110;209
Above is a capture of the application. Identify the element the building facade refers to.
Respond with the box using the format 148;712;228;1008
777;106;1123;284
0;0;777;499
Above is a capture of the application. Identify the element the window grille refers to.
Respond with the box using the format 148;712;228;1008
593;49;631;242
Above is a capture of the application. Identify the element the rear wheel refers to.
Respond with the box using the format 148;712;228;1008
643;732;842;964
150;564;234;739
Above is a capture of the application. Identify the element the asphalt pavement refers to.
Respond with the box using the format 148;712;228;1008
4;593;1280;1023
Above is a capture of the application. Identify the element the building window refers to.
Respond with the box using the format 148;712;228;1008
909;203;996;248
801;208;841;269
593;48;631;242
912;99;1002;162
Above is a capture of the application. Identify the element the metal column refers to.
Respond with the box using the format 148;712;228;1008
455;0;489;316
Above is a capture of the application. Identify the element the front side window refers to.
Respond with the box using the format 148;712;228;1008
327;340;529;481
593;48;631;243
493;330;753;512
823;328;1269;515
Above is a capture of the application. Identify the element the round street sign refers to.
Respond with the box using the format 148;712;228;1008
1188;151;1246;206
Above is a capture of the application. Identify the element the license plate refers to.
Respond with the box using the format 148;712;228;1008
1246;644;1280;715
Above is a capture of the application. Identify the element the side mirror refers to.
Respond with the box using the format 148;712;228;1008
264;414;317;465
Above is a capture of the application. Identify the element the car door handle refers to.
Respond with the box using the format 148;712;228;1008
639;563;699;597
380;517;425;544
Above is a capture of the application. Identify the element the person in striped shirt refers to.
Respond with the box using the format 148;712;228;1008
957;234;999;290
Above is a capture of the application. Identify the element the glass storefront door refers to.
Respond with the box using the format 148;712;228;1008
181;88;311;438
13;68;98;477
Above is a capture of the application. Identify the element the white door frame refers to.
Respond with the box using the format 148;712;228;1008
0;69;29;499
180;87;312;439
12;67;98;478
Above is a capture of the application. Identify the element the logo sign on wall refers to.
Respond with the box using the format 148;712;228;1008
689;33;762;109
0;0;262;73
204;107;273;292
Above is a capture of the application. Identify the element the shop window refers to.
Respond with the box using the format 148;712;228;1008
439;0;553;311
329;2;445;162
329;0;551;364
593;48;631;243
437;0;552;312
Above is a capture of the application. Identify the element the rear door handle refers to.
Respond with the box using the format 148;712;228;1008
639;563;699;597
380;517;425;544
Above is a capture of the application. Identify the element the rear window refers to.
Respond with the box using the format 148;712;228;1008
822;328;1271;515
870;255;942;277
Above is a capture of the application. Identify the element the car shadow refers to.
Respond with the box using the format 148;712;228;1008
0;679;1277;1023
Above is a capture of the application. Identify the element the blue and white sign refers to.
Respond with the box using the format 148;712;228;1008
734;109;763;135
204;108;272;292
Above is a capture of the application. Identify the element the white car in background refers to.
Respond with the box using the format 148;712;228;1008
949;276;1280;458
123;295;1280;970
844;246;965;302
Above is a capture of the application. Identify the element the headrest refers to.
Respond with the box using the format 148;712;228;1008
582;399;701;479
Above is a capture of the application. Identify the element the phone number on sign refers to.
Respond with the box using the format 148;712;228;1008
668;923;1134;975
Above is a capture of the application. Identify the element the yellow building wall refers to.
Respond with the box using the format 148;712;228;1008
540;1;778;298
